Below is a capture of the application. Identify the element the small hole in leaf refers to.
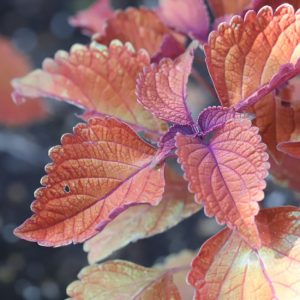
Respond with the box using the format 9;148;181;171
64;185;70;193
281;100;291;108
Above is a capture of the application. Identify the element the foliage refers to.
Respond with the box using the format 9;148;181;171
7;0;300;299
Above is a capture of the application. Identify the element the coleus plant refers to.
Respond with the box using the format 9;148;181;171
10;1;300;299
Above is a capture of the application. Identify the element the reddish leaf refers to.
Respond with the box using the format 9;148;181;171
67;260;181;300
137;46;195;125
0;37;46;126
176;118;269;248
14;118;165;246
93;7;185;58
84;166;200;263
157;0;210;41
277;141;300;159
253;0;300;10
12;41;166;133
205;4;300;186
208;0;252;17
69;0;113;35
188;206;300;300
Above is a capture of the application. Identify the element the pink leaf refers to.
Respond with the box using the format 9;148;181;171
176;118;270;248
137;45;195;125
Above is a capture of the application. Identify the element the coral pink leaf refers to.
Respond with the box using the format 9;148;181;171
12;41;166;133
188;206;300;300
157;0;210;41
84;166;200;264
277;141;300;159
205;4;300;108
137;46;195;125
93;7;185;58
176;118;270;248
0;37;46;126
197;106;243;135
14;117;165;246
236;59;300;111
67;260;181;300
69;0;113;35
205;4;300;186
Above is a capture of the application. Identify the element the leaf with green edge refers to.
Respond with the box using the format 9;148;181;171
67;249;195;300
176;117;269;248
84;166;200;264
12;40;166;133
14;117;165;246
137;44;196;125
188;206;300;300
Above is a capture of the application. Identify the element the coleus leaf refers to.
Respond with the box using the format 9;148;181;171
67;250;193;300
176;117;269;248
14;117;165;246
84;166;200;264
188;206;300;300
12;40;166;133
69;0;113;35
205;4;300;109
208;0;252;18
0;37;46;126
157;0;210;42
93;7;185;59
253;0;300;10
137;45;195;125
205;4;300;185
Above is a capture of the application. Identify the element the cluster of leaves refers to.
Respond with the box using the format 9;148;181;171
6;0;300;299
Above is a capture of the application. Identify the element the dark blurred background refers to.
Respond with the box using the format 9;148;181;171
0;0;297;299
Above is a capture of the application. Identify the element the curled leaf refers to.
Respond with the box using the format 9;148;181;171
188;206;300;300
69;0;113;35
12;40;166;133
14;118;165;246
176;118;269;248
137;46;195;125
93;7;185;58
84;166;200;264
157;0;210;41
0;37;45;126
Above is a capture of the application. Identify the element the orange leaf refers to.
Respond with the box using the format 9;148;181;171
0;37;46;126
67;260;181;300
176;118;269;248
12;40;166;133
14;117;165;246
84;166;200;264
137;45;194;125
93;7;185;58
69;0;113;35
188;206;300;300
253;0;300;10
